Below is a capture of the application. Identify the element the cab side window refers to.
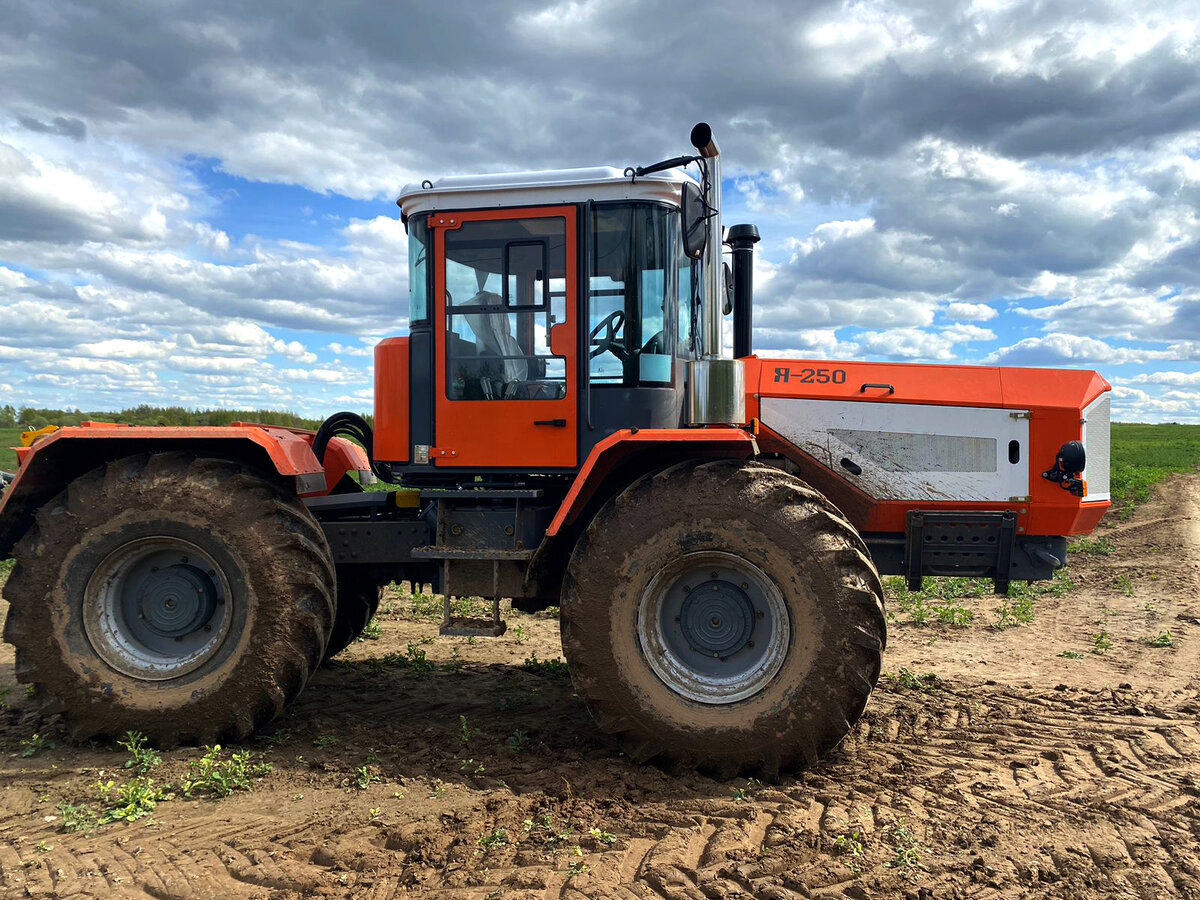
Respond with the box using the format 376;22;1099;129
444;218;567;401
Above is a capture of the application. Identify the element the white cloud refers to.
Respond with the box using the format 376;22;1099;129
986;333;1174;366
327;341;373;357
945;301;998;322
1124;371;1200;387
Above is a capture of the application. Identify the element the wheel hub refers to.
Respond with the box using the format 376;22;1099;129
679;581;754;657
637;551;790;705
136;565;216;637
84;537;233;681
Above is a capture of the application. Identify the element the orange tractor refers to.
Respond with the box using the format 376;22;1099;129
0;125;1109;774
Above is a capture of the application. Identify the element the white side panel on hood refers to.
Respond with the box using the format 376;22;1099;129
762;398;1030;502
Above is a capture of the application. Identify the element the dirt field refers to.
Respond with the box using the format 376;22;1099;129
2;477;1200;899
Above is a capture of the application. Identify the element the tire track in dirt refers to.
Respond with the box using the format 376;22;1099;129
4;684;1199;898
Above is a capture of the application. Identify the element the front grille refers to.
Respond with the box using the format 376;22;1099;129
1082;392;1111;501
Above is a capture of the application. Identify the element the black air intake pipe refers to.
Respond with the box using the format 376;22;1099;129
727;224;760;359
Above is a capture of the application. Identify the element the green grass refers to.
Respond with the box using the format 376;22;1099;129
521;652;571;678
884;667;942;692
886;571;1070;625
0;426;22;472
1068;535;1115;556
179;745;272;798
1110;423;1200;517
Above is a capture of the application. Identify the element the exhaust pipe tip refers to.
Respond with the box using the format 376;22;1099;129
690;122;720;158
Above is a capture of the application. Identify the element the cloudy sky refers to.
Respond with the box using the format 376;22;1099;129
0;0;1198;420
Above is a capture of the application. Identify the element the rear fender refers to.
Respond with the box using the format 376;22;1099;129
0;424;369;557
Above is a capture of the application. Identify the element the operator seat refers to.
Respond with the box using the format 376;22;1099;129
461;290;528;399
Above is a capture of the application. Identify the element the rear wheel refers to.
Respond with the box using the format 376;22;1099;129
2;452;335;745
323;569;383;661
560;459;886;775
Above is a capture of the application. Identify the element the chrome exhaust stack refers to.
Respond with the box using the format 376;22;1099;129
686;122;746;426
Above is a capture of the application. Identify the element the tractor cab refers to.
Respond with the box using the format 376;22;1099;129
383;123;745;481
384;166;723;477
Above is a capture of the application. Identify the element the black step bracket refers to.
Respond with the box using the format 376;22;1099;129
303;492;392;514
905;510;1018;594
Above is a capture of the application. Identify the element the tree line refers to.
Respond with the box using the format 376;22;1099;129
0;405;359;431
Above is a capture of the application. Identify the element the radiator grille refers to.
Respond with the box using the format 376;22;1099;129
1082;393;1111;501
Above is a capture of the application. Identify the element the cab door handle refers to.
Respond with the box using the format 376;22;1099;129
534;419;568;427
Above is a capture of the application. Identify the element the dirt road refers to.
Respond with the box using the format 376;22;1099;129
2;477;1200;899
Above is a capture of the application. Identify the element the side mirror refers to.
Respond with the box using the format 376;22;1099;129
681;182;707;260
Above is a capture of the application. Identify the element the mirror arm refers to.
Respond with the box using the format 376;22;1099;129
628;155;700;179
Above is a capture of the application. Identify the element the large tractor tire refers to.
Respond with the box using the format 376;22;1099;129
2;452;335;746
560;459;886;776
323;569;383;661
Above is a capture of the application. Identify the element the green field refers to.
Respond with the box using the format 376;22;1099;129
0;427;20;472
1109;423;1200;516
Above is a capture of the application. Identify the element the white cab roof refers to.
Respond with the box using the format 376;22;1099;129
398;166;696;215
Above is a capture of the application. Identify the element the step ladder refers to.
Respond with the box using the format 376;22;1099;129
410;549;525;637
411;485;542;638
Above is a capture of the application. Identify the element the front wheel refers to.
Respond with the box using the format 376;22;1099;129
560;459;886;776
2;452;335;746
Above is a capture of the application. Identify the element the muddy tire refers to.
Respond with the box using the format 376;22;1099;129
323;570;383;661
1;452;335;746
560;459;886;776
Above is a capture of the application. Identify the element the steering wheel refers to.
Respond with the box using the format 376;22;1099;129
641;330;665;355
589;309;629;361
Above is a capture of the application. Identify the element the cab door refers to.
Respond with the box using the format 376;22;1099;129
432;207;577;469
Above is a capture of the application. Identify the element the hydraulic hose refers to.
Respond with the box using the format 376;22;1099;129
312;411;402;485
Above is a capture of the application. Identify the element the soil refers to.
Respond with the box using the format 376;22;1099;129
2;475;1200;899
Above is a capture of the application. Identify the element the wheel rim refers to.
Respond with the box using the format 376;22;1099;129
83;537;233;681
637;550;790;704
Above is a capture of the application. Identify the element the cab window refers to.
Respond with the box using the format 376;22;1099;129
408;214;430;325
588;204;675;386
444;217;567;400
